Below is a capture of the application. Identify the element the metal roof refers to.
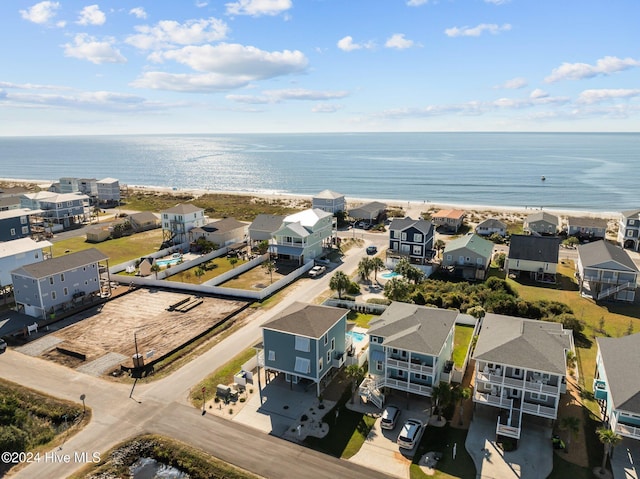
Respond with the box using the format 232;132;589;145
12;248;108;279
262;302;347;339
597;334;640;414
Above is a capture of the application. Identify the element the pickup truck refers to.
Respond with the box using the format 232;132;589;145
308;265;326;278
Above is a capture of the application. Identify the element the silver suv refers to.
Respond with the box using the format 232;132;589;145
397;418;424;449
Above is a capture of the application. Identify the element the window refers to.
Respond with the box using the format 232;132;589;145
20;216;27;224
51;291;56;300
22;226;29;235
327;351;331;363
10;228;16;236
295;336;310;352
268;350;276;361
401;232;407;241
294;357;311;374
60;273;65;282
414;233;423;242
446;254;452;261
477;257;483;265
530;392;547;401
331;338;335;350
513;368;522;378
63;288;68;296
376;361;383;371
49;277;54;285
323;333;328;345
318;358;323;371
412;245;422;255
397;370;404;377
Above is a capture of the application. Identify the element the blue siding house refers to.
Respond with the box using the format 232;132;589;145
0;209;36;242
387;217;434;268
261;302;349;396
360;302;457;408
594;334;640;440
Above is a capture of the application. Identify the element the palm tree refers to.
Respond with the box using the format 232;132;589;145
559;416;580;453
228;257;239;268
434;239;446;258
150;263;161;279
329;271;351;299
432;382;452;421
345;364;365;404
370;257;385;282
597;427;622;474
383;277;411;302
194;267;205;282
92;205;102;223
261;260;276;284
456;387;471;426
357;257;373;283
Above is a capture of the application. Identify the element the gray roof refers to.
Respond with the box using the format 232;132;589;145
578;240;638;272
368;302;456;355
314;189;344;199
262;302;347;339
12;248;108;279
128;211;159;225
525;211;559;225
249;214;285;233
473;313;571;375
444;233;494;258
349;201;387;217
597;334;640;414
508;234;561;263
566;216;608;229
389;217;433;235
200;217;247;234
162;203;203;214
0;208;39;220
476;218;507;230
0;197;21;208
621;209;640;219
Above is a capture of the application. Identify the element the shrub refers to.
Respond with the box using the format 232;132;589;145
346;281;361;295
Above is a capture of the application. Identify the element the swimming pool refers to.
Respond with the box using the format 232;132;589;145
381;271;401;279
156;256;182;267
347;330;367;342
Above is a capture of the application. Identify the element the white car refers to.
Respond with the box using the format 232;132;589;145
380;405;401;430
397;418;424;449
308;265;326;278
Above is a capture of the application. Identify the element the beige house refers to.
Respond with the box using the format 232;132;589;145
129;211;160;232
524;211;559;236
432;209;465;232
189;217;248;247
505;235;561;282
85;226;111;243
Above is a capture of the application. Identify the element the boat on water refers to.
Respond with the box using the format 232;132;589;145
541;176;546;181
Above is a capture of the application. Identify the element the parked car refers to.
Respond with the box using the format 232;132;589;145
0;338;7;354
380;405;401;430
357;222;366;228
366;245;377;255
315;257;331;265
308;265;326;278
397;418;424;449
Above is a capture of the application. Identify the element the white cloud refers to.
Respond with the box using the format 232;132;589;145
445;23;512;37
228;88;348;104
0;81;71;91
530;88;549;99
578;89;640;104
20;1;60;24
385;34;414;50
407;0;429;6
485;0;510;4
545;56;640;83
495;77;527;89
195;1;209;7
312;103;343;113
337;36;374;52
225;0;292;16
77;5;106;26
63;33;126;64
129;7;147;19
133;43;308;92
126;18;229;51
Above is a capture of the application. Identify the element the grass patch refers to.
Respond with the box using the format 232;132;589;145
452;324;474;369
52;229;163;265
190;348;257;407
0;378;87;476
410;425;476;479
70;434;260;479
347;310;376;328
166;257;248;284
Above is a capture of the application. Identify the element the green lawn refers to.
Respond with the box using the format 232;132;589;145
410;425;476;479
52;229;164;265
452;324;474;369
167;257;248;284
347;310;376;328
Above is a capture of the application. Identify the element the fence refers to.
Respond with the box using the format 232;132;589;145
323;298;388;314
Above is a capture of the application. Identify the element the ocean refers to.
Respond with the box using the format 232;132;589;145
1;132;638;212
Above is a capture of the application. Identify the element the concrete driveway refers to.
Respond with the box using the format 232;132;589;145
466;408;553;479
611;437;640;479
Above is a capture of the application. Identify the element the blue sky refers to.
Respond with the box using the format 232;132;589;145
2;0;639;135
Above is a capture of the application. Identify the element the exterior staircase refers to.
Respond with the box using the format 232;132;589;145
597;281;634;300
359;377;385;409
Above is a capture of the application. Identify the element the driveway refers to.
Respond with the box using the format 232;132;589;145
466;408;553;479
611;437;640;479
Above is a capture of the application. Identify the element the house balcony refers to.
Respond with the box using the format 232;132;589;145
615;423;640;440
382;377;433;397
474;390;513;410
476;371;561;396
593;379;608;401
496;408;522;439
521;401;557;419
277;241;306;247
332;352;346;369
387;357;434;375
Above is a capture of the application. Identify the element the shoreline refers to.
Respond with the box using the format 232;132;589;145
1;177;621;220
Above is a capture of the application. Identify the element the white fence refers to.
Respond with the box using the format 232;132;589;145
323;299;388;314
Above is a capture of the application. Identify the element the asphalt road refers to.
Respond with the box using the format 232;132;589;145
2;237;390;479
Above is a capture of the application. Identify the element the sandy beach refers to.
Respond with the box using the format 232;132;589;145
1;177;621;224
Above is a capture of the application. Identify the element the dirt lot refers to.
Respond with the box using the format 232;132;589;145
39;288;247;371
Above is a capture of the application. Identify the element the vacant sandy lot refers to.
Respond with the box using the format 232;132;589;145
40;288;247;370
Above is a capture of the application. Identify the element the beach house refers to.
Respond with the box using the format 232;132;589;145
359;303;457;408
505;234;561;283
21;192;90;229
11;248;109;319
260;302;349;396
0;238;52;287
312;190;346;214
189;217;248;247
248;214;286;246
0;209;39;242
473;313;574;440
96;178;120;206
432;209;465;233
348;201;387;225
618;209;640;251
441;233;494;280
128;211;161;232
594;334;640;441
161;204;206;246
524;211;559;236
576;240;638;302
475;218;507;237
271;208;333;265
566;216;608;241
387;217;434;268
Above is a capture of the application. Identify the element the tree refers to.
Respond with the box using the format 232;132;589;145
494;252;506;269
194;267;205;282
357;257;373;283
559;416;580;453
329;271;351;299
434;239;446;258
395;258;424;284
432;382;452;421
228;257;239;269
383;277;411;302
345;364;365;404
455;387;471;426
261;260;276;284
257;240;270;255
597;427;622;474
150;263;161;279
370;257;385;282
92;205;102;223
